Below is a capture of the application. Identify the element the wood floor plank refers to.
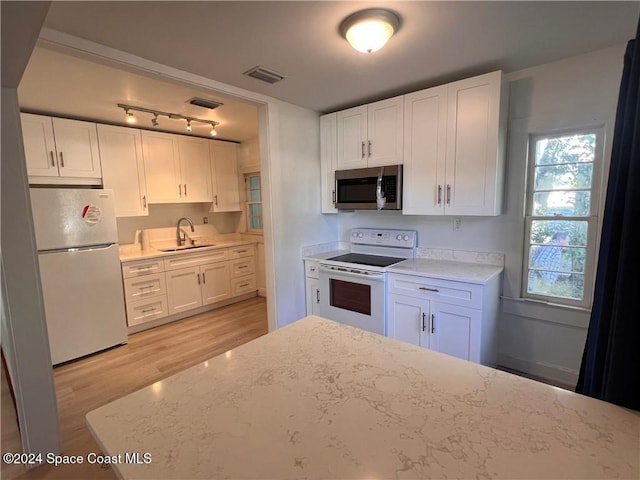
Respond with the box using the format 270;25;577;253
7;297;267;480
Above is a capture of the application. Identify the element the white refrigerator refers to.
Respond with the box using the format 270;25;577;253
30;188;127;365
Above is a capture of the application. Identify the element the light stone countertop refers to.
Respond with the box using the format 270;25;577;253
119;239;256;262
389;258;504;284
302;249;350;262
86;316;639;480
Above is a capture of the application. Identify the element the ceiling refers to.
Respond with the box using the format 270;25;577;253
17;1;639;142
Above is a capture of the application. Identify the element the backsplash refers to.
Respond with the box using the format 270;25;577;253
416;248;505;267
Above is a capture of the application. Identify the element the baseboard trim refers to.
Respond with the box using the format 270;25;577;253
497;354;578;390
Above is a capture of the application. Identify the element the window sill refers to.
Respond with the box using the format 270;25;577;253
501;296;591;329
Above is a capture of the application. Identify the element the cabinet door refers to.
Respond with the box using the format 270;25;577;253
98;124;148;217
210;141;241;212
306;277;321;315
429;301;480;362
201;262;231;305
320;113;338;214
166;266;203;314
336;105;368;170
402;86;448;215
387;294;429;347
51;117;102;178
178;136;212;203
445;71;504;216
367;96;404;167
20;113;59;177
141;130;181;203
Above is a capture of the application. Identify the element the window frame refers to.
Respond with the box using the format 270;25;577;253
521;126;605;309
244;172;263;233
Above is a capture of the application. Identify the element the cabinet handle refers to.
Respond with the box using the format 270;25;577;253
238;265;248;269
59;152;65;168
142;195;147;208
431;314;435;334
214;195;218;206
184;184;188;196
178;184;182;197
236;250;247;254
368;140;372;157
418;287;439;293
197;273;201;285
202;272;206;284
309;266;316;272
446;184;451;205
437;185;442;205
316;288;320;304
361;141;365;158
422;312;426;332
240;283;249;288
332;190;336;205
50;151;56;167
141;307;155;314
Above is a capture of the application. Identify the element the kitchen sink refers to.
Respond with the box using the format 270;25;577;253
158;244;215;252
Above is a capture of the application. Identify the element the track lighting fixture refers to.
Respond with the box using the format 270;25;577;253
117;103;220;135
125;108;136;124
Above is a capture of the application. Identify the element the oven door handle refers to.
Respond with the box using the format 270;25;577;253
319;266;385;282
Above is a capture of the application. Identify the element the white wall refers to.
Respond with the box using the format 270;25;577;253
338;44;626;387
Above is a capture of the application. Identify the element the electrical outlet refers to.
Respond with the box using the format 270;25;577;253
453;218;462;230
203;217;208;224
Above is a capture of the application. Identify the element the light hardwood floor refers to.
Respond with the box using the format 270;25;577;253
2;296;267;480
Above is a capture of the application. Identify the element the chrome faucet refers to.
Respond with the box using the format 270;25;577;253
176;217;195;246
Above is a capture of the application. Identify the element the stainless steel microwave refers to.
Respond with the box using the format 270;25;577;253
334;165;402;210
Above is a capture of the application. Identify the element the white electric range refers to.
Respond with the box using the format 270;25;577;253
318;228;417;335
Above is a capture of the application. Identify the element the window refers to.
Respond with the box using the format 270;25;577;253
245;173;263;232
523;128;603;308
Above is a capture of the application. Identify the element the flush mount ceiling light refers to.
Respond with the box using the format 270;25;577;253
118;104;219;135
340;8;400;53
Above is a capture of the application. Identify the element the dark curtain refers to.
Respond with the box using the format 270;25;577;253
576;19;640;411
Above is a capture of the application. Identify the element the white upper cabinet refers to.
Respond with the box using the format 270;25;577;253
210;140;241;212
177;136;212;203
320;113;338;214
403;70;507;216
142;131;212;204
336;96;404;170
97;124;148;217
141;130;181;203
21;113;102;185
402;85;448;215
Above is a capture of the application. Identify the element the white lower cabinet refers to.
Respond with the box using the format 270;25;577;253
122;259;169;327
304;260;320;315
122;244;257;331
387;273;498;365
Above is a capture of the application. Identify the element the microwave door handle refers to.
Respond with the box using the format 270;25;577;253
376;167;386;210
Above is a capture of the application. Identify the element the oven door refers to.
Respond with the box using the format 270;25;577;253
318;265;386;335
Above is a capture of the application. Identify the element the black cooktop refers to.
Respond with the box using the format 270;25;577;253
326;253;405;268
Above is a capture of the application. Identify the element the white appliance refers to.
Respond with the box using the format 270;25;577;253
319;228;416;335
30;188;127;365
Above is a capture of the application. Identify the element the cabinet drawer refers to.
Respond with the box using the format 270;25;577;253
305;260;319;279
122;259;164;278
230;257;255;278
126;296;168;326
123;273;166;302
231;275;256;297
388;273;482;309
229;245;254;259
163;249;228;271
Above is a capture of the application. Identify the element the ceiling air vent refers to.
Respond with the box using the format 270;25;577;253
243;66;285;84
188;97;223;110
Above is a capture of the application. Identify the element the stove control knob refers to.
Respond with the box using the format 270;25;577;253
357;232;364;238
352;231;359;238
402;234;410;241
396;234;403;240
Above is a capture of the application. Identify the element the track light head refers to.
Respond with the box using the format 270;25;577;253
151;114;159;127
125;109;136;124
210;124;217;137
186;119;192;132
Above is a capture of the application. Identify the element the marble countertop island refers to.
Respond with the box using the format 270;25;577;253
87;316;639;479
